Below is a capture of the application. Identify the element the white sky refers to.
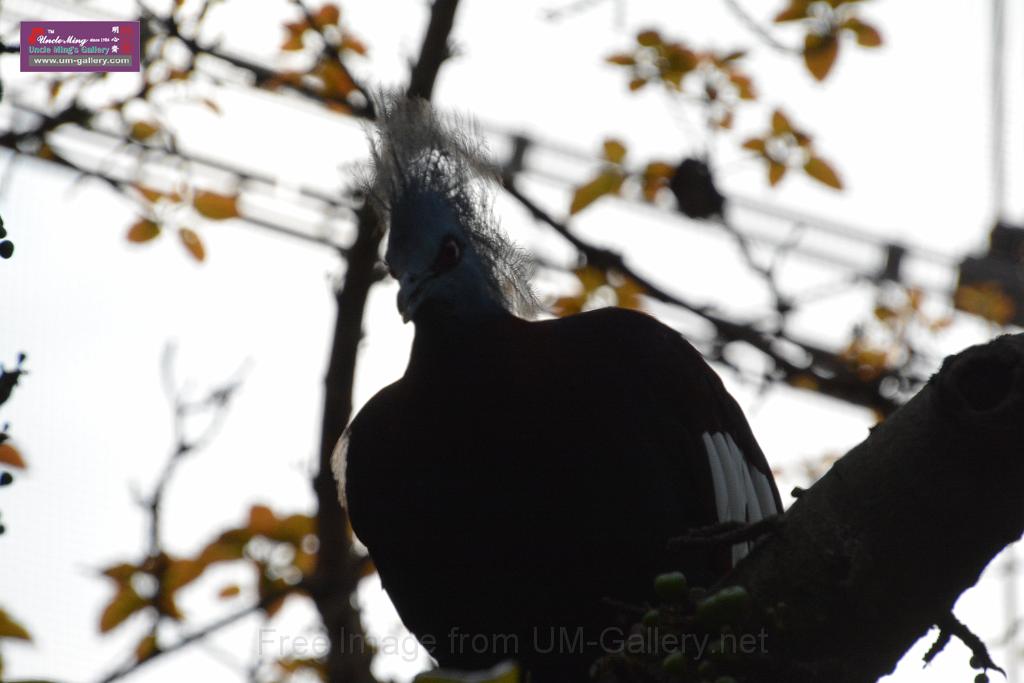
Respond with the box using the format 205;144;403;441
0;0;1022;681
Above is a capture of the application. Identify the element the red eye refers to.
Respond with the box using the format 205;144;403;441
435;237;461;271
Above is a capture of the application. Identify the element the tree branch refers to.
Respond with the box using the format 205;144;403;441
721;333;1024;682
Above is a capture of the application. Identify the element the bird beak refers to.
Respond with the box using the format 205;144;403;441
396;272;428;323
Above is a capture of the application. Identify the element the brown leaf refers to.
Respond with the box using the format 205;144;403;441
193;191;240;220
551;295;585;318
614;277;645;310
100;585;148;632
628;77;648;91
162;558;204;594
313;3;340;27
249;505;278;535
742;137;767;155
178;228;206;262
0;608;30;641
316;61;356;97
602;139;627;165
135;634;157;661
126;219;161;243
641;161;675;201
133;185;165;203
768;160;787;187
101;563;136;584
804;32;839;81
771;109;792;135
219;584;241;599
844;17;882;47
606;53;636;66
804;156;843;189
576;266;607;293
0;443;25;469
201;98;222;115
729;73;756;100
569;169;625;214
774;0;810;23
130;121;160;141
340;33;368;55
636;30;661;47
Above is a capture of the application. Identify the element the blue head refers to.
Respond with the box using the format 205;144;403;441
365;95;536;324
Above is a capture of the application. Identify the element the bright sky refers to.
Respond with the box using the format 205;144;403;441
1;0;1022;681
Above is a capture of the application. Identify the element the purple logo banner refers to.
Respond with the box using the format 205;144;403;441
20;21;141;73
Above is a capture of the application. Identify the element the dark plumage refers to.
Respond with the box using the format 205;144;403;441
335;95;781;682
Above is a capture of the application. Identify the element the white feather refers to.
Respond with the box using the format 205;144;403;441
703;432;729;522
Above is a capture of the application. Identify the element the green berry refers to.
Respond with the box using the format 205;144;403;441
642;609;661;626
654;571;689;602
662;651;688;676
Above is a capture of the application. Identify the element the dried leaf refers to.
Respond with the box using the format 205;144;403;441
313;3;340;27
316;61;356;97
178;228;205;262
844;17;882;47
804;156;843;189
774;1;810;23
576;266;606;293
636;30;661;47
126;219;161;243
133;185;165;203
804;32;839;81
768;160;787;187
602;139;627;164
102;563;137;583
771;109;792;135
219;585;241;599
100;585;147;632
135;633;157;661
340;33;368;55
0;608;30;641
606;53;636;66
0;443;25;469
742;137;767;154
201;98;222;115
628;77;647;91
130;121;160;141
569;169;624;214
193;191;240;220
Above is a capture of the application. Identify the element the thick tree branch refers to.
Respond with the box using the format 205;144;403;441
722;333;1024;682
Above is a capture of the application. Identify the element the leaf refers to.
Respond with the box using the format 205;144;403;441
249;504;278;536
133;185;165;203
569;169;625;214
729;73;756;100
636;30;661;47
0;608;31;640
771;109;792;135
551;295;585;318
641;161;675;201
101;563;137;583
742;137;766;154
605;53;636;66
602;139;627;164
281;20;307;51
804;156;843;189
100;585;148;632
628;77;648;91
844;17;882;47
576;266;606;293
316;61;356;97
614;277;645;310
340;33;368;55
804;32;839;81
774;1;810;23
313;3;340;27
162;558;204;594
768;160;787;187
954;283;1016;326
178;228;206;262
135;633;157;661
193;191;240;220
218;585;241;599
201;98;221;115
130;121;160;141
0;443;25;469
126;219;161;243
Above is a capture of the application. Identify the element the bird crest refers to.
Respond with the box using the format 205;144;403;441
363;93;538;318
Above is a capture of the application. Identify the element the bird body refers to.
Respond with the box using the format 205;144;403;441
334;94;781;681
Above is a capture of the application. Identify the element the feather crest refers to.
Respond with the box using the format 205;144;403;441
364;93;538;318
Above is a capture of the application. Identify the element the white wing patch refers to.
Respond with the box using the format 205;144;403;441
702;431;778;566
331;429;351;510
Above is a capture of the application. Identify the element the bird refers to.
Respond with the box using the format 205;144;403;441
333;94;782;682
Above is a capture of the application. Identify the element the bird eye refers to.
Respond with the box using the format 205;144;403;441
434;237;462;272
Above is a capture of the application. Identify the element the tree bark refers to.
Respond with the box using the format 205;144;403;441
726;332;1024;682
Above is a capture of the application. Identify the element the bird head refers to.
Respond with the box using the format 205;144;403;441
364;94;537;324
